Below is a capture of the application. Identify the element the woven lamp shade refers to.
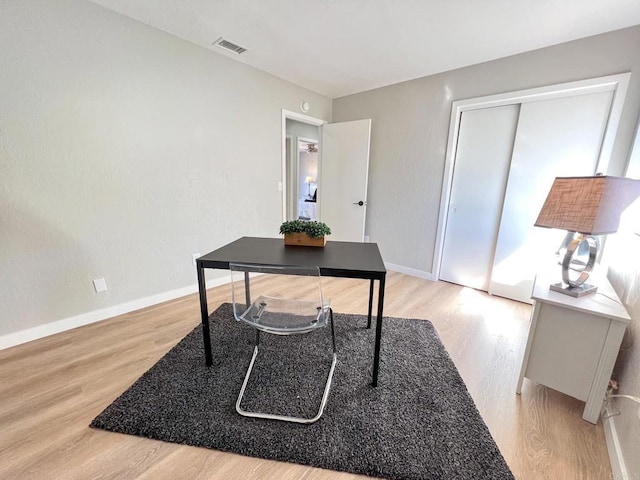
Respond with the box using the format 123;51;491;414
535;176;640;235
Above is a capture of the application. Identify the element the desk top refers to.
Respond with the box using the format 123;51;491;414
198;236;386;280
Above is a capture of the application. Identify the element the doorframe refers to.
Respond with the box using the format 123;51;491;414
281;109;327;221
432;73;631;281
285;135;294;219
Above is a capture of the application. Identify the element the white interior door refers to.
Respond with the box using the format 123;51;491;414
440;105;520;290
319;119;371;242
488;91;614;303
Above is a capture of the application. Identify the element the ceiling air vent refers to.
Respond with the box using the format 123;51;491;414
213;37;247;55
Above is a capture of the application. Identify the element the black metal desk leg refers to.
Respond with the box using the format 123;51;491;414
372;274;386;387
197;263;213;366
367;279;374;329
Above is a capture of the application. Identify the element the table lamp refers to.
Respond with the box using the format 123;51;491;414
534;175;640;297
305;176;314;196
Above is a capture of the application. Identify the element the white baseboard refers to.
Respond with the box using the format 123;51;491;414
0;277;231;351
385;262;436;281
603;406;628;480
2;264;435;351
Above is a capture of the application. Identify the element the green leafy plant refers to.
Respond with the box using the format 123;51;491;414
279;220;332;239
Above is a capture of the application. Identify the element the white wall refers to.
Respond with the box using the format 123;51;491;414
627;120;640;178
286;120;320;142
332;26;640;277
0;0;331;342
605;121;640;478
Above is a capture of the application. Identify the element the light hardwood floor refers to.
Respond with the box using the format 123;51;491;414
0;271;612;479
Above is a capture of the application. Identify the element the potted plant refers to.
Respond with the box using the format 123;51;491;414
279;220;332;247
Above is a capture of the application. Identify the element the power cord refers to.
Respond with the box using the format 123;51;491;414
603;381;640;420
596;291;623;305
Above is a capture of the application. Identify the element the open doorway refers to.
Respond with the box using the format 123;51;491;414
281;109;372;241
281;110;326;221
296;138;319;220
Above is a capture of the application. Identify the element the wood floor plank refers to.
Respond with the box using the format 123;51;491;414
0;272;612;479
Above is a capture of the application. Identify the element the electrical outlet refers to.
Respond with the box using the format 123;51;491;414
364;235;370;243
192;253;201;266
93;278;108;293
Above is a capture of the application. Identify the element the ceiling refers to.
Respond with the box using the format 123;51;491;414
89;0;640;98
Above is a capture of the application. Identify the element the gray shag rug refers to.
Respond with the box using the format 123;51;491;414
91;304;513;480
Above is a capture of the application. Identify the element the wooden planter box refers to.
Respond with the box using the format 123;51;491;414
284;233;327;247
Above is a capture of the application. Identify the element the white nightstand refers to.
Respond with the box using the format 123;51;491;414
516;272;630;424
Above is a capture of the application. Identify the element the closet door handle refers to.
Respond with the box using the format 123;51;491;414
353;201;366;206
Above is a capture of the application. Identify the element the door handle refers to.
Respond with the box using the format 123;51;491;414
353;201;367;206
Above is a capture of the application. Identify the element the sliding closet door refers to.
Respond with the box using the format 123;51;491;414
439;105;519;290
488;91;614;303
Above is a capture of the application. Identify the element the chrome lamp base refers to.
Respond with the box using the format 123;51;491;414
549;282;598;298
551;232;599;297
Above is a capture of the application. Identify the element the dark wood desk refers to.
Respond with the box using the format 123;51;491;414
196;236;387;386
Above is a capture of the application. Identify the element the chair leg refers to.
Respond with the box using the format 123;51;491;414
236;330;337;424
329;307;336;353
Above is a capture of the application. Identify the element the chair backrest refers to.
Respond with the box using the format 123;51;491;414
229;263;328;335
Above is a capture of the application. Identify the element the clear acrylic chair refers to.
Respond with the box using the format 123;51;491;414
229;262;337;424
